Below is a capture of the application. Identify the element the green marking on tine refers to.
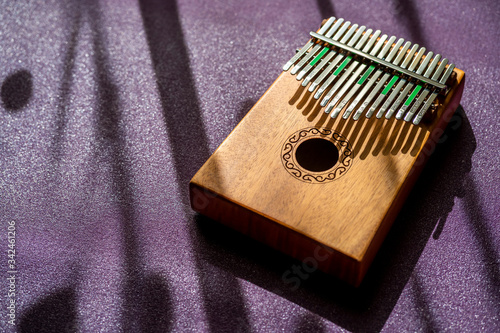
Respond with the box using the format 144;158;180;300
333;56;352;76
310;47;329;66
404;84;422;106
382;76;399;95
357;65;375;85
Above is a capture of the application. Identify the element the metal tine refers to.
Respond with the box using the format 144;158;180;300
338;36;400;119
399;54;441;120
325;30;386;113
300;24;365;85
316;30;381;101
298;21;351;87
331;35;397;118
298;24;359;81
406;58;448;122
405;58;448;122
309;27;373;93
384;50;432;119
365;44;420;118
413;63;454;125
291;19;346;75
350;38;406;120
283;17;336;71
319;30;383;105
357;41;412;119
323;33;388;111
374;46;426;118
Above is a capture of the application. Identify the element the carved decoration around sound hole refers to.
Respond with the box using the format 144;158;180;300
281;127;353;183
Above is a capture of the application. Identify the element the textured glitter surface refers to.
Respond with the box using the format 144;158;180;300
0;0;499;332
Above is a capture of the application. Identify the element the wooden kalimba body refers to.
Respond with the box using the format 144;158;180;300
190;17;465;286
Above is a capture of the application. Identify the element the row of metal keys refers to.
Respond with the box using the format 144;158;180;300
282;17;455;125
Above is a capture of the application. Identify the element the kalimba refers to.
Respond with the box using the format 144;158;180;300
190;17;465;286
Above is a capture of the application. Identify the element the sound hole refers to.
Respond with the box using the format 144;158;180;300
295;138;339;172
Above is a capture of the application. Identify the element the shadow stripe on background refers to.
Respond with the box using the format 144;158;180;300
20;1;173;332
139;0;252;331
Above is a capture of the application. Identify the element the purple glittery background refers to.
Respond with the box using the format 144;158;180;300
0;0;499;331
